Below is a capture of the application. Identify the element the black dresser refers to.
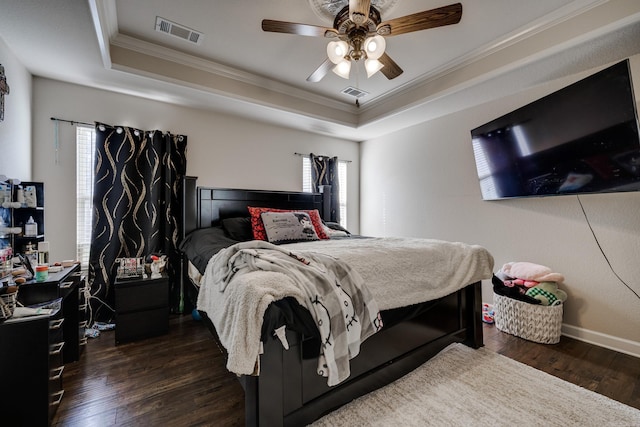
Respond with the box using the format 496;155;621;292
17;264;88;363
0;309;64;425
0;264;88;424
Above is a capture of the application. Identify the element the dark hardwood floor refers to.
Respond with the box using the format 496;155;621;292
53;315;640;426
53;315;245;426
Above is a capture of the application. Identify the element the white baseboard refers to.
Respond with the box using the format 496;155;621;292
561;324;640;359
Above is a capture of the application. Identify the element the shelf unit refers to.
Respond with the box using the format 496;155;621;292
0;180;45;254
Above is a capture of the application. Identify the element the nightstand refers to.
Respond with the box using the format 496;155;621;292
114;275;169;344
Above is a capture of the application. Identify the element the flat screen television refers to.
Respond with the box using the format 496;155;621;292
470;60;640;200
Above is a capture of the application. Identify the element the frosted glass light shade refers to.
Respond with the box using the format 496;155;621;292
327;40;350;64
365;58;384;77
364;35;386;60
332;60;351;79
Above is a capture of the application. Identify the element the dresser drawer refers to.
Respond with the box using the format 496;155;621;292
49;389;65;420
49;317;65;341
115;306;169;344
49;361;65;417
18;281;60;305
49;364;64;391
115;277;169;312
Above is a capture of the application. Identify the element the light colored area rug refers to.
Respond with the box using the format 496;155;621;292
311;343;640;426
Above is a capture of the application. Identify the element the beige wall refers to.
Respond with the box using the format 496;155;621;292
31;77;360;264
0;36;32;179
360;55;640;356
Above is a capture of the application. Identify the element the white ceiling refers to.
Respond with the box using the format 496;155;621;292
1;0;640;141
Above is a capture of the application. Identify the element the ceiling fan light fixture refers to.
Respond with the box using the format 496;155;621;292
327;40;350;64
365;58;384;77
364;35;386;60
264;2;462;83
332;60;351;79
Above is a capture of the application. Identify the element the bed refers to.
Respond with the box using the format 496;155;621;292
179;177;494;426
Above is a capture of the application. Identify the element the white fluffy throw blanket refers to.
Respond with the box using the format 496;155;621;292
197;240;382;386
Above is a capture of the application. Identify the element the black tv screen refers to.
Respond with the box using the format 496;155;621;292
470;60;640;200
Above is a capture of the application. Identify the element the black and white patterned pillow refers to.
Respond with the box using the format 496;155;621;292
260;211;320;244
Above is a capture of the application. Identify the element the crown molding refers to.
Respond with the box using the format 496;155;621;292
88;0;637;136
358;0;622;123
89;0;363;128
110;34;352;114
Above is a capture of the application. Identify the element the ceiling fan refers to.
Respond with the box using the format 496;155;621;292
262;0;462;82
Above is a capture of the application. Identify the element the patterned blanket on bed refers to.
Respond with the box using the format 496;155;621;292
197;240;382;386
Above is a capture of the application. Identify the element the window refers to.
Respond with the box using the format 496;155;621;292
76;125;96;269
302;156;348;228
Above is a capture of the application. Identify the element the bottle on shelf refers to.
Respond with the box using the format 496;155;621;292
37;241;50;265
24;216;37;237
23;185;37;208
0;181;10;204
16;185;25;207
24;242;38;267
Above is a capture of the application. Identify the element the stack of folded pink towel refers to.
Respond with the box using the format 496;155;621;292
492;261;567;307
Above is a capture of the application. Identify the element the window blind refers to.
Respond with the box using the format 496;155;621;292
76;125;95;269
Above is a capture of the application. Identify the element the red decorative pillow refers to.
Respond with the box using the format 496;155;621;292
248;206;329;240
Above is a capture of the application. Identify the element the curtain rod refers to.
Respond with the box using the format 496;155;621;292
294;152;352;163
50;117;93;127
50;117;95;164
50;118;183;137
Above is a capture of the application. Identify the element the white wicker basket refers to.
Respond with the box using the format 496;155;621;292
493;292;563;344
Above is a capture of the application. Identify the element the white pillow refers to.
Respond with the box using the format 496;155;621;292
260;212;320;244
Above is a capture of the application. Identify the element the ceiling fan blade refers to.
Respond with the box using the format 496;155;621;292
349;0;371;25
377;3;462;36
378;53;403;80
262;19;337;38
307;58;334;82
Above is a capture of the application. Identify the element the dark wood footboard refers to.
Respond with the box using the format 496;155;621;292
242;281;483;427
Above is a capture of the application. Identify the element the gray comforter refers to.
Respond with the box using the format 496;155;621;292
282;237;494;310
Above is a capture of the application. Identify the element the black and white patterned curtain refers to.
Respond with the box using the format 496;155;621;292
310;153;340;223
88;123;187;321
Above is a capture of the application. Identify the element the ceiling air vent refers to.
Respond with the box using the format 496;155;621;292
155;17;203;45
341;86;369;98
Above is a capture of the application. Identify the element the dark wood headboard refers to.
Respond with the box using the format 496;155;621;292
182;177;326;237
